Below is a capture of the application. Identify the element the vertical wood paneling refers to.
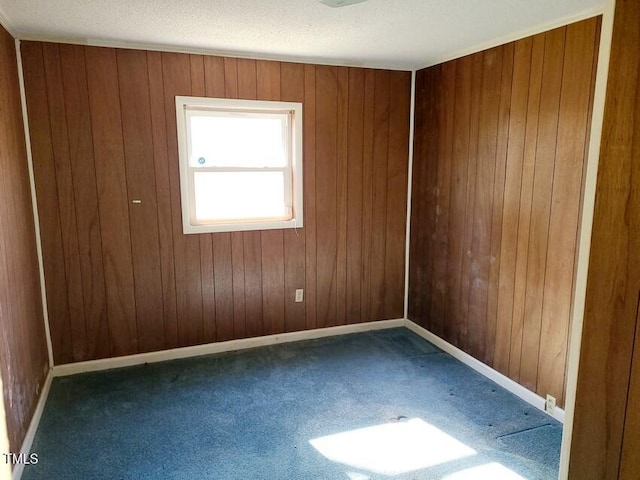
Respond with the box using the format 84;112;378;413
537;19;598;405
0;27;49;452
494;39;531;375
458;54;483;351
371;69;390;321
59;44;110;361
518;27;565;391
336;67;349;326
243;232;263;337
384;71;410;322
315;66;339;328
22;43;411;364
22;42;73;364
570;2;640;477
410;18;599;405
346;68;365;323
117;49;165;353
429;64;455;338
360;69;376;324
147;51;179;349
467;48;502;361
336;67;349;325
85;47;138;356
444;57;471;345
509;33;545;382
41;44;87;362
485;43;514;364
211;234;233;341
620;298;640;477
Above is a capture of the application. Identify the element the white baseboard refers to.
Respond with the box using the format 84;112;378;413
13;371;53;480
404;319;565;423
52;319;406;377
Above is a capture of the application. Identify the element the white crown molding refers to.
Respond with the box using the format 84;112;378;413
413;5;604;71
14;33;412;71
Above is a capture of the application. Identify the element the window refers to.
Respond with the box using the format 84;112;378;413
176;96;303;234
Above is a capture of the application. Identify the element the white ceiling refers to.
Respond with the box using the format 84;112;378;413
0;0;603;70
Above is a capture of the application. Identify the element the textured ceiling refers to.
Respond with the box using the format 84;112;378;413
0;0;603;70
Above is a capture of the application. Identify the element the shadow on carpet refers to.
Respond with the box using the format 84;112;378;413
23;328;562;479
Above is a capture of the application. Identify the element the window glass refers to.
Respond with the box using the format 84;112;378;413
193;171;287;223
188;113;288;168
176;96;303;234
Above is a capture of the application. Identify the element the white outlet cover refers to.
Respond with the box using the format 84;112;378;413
545;395;556;412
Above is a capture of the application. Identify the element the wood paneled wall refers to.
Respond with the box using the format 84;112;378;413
570;1;640;477
0;26;49;452
409;17;600;406
20;42;411;365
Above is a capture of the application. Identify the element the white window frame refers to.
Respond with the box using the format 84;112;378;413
175;96;303;234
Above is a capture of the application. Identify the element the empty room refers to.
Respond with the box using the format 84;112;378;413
0;0;639;479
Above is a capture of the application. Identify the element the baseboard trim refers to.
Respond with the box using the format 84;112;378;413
13;370;53;480
404;319;565;423
52;319;406;377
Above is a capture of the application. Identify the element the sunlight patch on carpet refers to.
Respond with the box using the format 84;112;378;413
310;418;476;475
442;462;526;479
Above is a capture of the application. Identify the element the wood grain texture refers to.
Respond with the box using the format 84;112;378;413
0;25;49;453
118;49;166;353
537;18;598;403
162;52;204;348
620;295;640;478
21;42;73;365
85;47;139;356
147;51;179;349
518;28;563;392
41;44;87;362
21;42;411;364
384;71;411;320
315;66;339;328
485;43;514;365
493;39;531;375
370;70;390;322
59;44;110;361
409;18;600;406
509;33;544;383
569;1;640;478
445;58;472;347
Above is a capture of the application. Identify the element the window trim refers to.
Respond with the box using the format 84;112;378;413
175;96;303;234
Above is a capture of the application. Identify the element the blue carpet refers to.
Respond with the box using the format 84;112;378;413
23;328;562;479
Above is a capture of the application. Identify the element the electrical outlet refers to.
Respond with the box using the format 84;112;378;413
545;394;556;414
295;289;304;303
